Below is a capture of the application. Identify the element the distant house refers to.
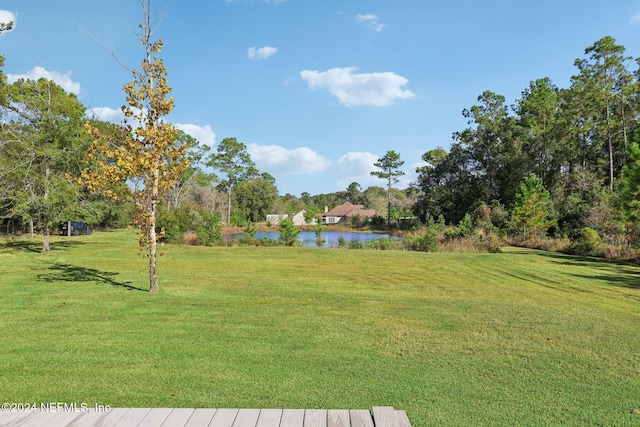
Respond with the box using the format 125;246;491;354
266;214;288;225
266;210;316;226
322;202;376;225
292;209;316;226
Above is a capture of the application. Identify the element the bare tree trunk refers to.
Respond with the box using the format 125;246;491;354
42;164;50;252
42;224;50;252
387;177;392;226
606;106;614;192
227;187;232;225
145;2;159;293
149;169;159;292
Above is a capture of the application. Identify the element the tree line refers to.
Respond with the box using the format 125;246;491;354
412;36;640;250
3;32;640;269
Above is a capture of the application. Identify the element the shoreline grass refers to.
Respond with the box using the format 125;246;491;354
1;231;639;426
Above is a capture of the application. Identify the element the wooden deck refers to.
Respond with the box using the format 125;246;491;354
0;406;412;427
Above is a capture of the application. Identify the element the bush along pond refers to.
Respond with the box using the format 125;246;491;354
227;231;402;248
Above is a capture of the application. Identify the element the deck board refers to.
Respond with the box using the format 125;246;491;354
87;407;128;427
5;410;58;427
395;411;412;427
64;410;111;427
232;409;261;427
184;408;217;426
112;408;151;426
372;407;399;427
210;408;239;427
138;407;172;425
256;409;282;427
303;409;326;427
348;410;374;427
327;410;349;427
0;410;37;426
280;409;305;427
42;412;84;427
0;406;411;427
160;408;197;427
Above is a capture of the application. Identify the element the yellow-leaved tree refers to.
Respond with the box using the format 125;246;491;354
79;0;190;292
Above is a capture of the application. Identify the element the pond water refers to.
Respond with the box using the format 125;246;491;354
227;231;402;248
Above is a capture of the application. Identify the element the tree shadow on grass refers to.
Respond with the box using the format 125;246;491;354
0;239;85;253
37;262;146;292
531;250;640;291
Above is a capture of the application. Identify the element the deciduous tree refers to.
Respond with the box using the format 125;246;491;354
233;172;278;223
1;76;88;251
165;131;212;211
80;0;190;292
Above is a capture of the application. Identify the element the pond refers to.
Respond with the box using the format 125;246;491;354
227;231;402;248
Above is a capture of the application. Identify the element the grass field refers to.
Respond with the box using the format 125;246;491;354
1;230;639;426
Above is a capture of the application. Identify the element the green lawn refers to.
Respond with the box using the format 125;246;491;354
1;230;639;426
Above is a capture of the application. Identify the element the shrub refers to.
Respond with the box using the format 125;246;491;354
350;214;367;228
157;206;191;242
182;231;200;246
537;236;571;253
240;221;258;245
279;218;300;246
444;226;463;239
404;227;439;252
481;232;502;253
348;241;364;249
157;207;221;246
314;223;325;247
230;211;245;227
440;236;491;253
458;213;474;237
370;215;386;227
566;227;604;257
365;238;403;250
193;211;222;246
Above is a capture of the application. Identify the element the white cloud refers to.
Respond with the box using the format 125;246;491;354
300;67;415;107
247;46;278;60
86;110;217;148
85;106;147;126
632;12;640;24
337;151;380;189
355;13;384;32
412;160;429;171
175;123;216;147
0;10;16;33
7;66;81;95
247;143;331;175
86;107;125;123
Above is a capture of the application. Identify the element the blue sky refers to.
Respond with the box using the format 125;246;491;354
2;1;640;197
